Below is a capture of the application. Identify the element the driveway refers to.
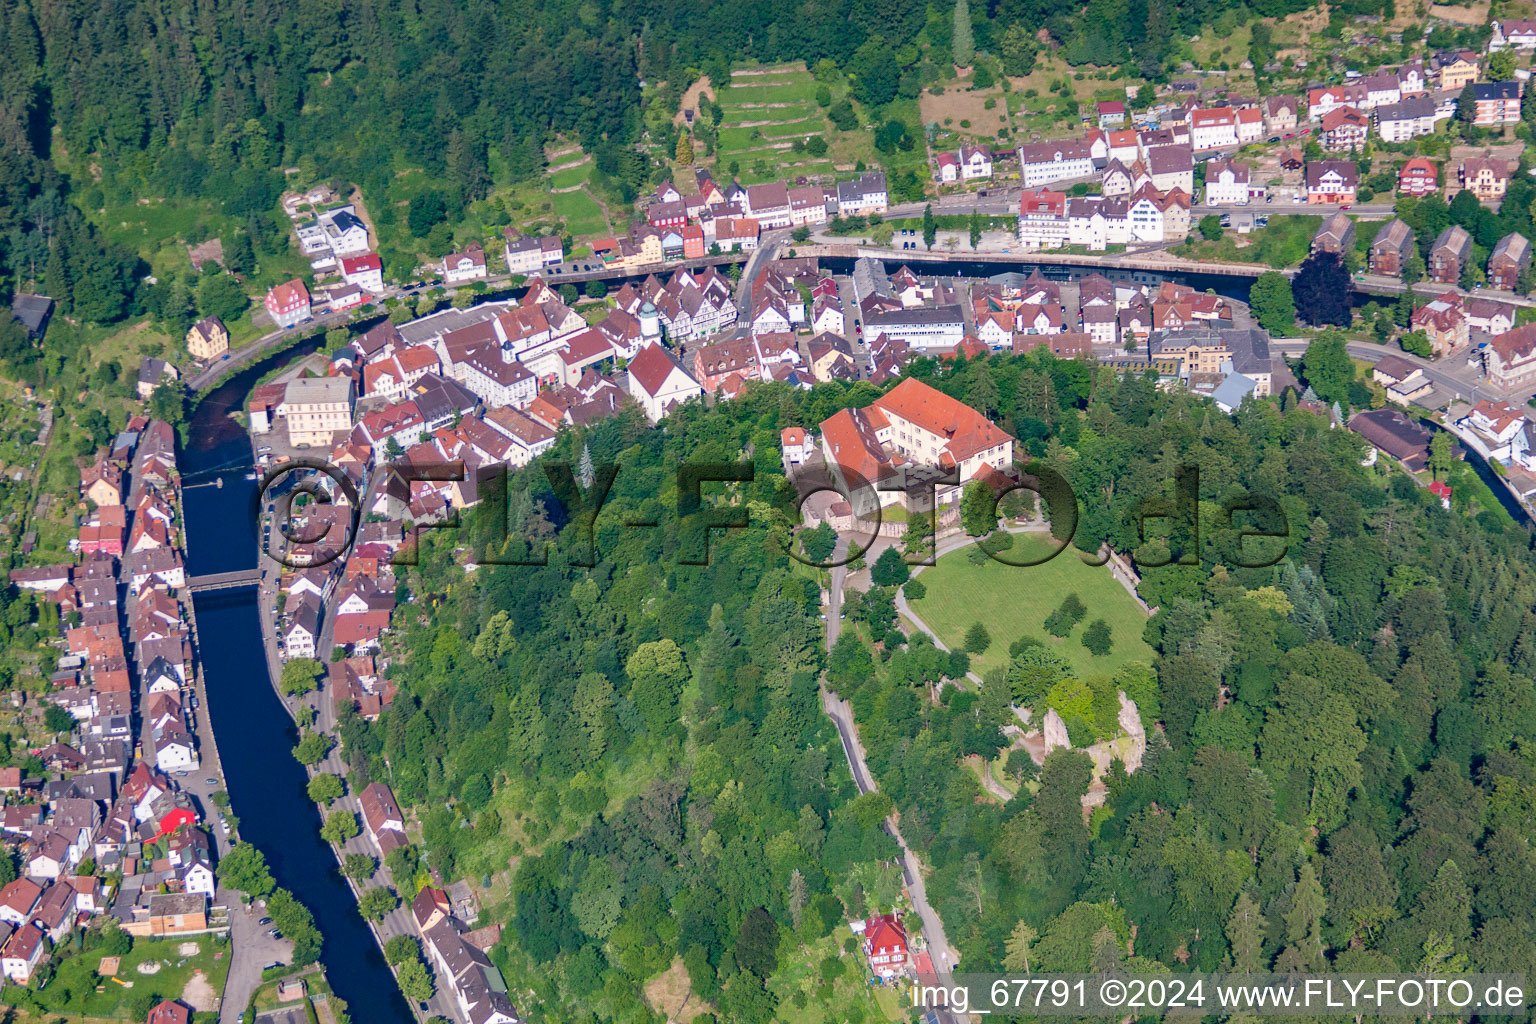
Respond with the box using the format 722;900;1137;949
817;533;962;1016
221;897;298;1024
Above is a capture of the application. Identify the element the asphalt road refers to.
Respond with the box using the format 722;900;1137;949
889;190;1400;220
816;535;962;1024
1271;336;1522;407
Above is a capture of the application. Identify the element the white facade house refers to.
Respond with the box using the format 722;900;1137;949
317;206;371;256
1189;108;1239;150
1204;159;1252;205
1374;97;1438;142
627;343;703;422
1017;140;1095;188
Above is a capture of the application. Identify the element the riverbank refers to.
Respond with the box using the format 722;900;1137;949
181;348;416;1024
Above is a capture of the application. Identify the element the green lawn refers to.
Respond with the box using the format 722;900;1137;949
549;189;609;238
13;935;233;1019
907;534;1155;680
1172;214;1322;269
549;161;592;190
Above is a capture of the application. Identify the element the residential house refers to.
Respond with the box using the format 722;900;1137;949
1306;160;1358;204
1430;226;1473;284
1398;157;1439;196
283;593;322;660
1312;211;1356;255
1466;297;1519;335
1473;81;1522;126
1;923;44;983
316;206;370;256
1097;100;1126;127
443;244;488;284
1488;233;1531;292
1372;353;1433;405
1235;106;1264;144
1412;296;1470;354
1460;400;1531;462
1433;50;1480;91
1363;72;1403;109
1263;95;1299;134
1460;152;1512;202
1488;323;1536;387
1369;219;1416;277
1189;107;1239;150
1490;18;1536;50
503;234;564;274
1349;408;1433;470
1017;140;1095;188
1016;188;1070;249
950;144;993;180
360;782;408;853
1374;96;1437;141
863;914;910;980
1145;145;1194;193
1320;106;1369;151
184;317;229;361
835;172;888;216
1308;83;1368;121
1204;158;1251;205
264;279;311;327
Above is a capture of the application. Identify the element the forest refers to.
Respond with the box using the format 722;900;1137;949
321;342;1536;1023
0;0;1420;367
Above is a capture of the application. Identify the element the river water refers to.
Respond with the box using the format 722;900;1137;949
180;343;414;1024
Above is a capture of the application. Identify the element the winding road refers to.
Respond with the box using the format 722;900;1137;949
818;536;962;1024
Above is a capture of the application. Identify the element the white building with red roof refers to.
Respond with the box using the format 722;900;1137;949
626;343;702;422
863;913;910;979
340;253;385;293
265;279;311;327
818;377;1014;514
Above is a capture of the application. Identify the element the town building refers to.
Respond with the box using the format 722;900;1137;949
1017;139;1095;188
1203;158;1252;206
1369;219;1415;277
264;279;311;327
1306;160;1357;204
819;377;1014;515
281;376;355;447
184;317;229;361
626;343;702;422
1459;153;1512;202
1430;225;1473;284
1473;81;1522;126
1398;157;1439;197
1488;233;1531;292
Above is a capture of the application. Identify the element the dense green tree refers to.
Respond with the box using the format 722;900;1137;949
1249;272;1296;335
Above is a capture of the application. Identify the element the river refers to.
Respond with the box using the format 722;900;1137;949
180;346;414;1024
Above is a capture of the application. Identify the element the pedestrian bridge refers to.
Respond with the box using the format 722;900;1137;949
185;569;261;593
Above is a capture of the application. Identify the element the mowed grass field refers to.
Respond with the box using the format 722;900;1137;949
908;534;1155;679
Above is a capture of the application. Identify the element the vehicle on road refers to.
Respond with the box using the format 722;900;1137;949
259;917;272;926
